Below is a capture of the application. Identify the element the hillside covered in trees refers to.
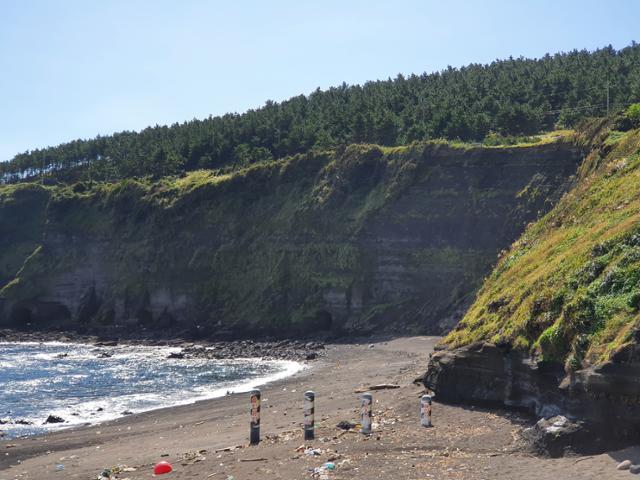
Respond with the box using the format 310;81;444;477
1;43;639;184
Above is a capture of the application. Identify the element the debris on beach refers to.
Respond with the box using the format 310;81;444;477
617;460;632;470
215;445;243;453
354;384;400;393
309;461;337;479
96;465;137;480
154;460;173;474
181;450;207;465
336;420;357;430
97;469;112;480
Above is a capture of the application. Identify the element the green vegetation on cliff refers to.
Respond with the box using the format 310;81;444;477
0;184;51;287
0;137;581;337
2;44;638;184
443;107;640;369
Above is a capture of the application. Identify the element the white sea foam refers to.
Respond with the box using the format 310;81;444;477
0;342;304;438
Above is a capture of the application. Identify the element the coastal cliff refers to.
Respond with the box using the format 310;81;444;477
425;122;640;454
0;139;582;339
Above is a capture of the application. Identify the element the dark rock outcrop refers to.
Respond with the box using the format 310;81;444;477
521;416;588;458
43;415;65;424
425;342;640;455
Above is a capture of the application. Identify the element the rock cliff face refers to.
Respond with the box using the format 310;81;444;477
424;125;640;454
425;341;640;455
0;141;582;338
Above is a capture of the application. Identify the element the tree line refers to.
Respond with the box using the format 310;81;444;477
2;43;639;184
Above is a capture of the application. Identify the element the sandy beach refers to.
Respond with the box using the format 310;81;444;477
0;336;636;480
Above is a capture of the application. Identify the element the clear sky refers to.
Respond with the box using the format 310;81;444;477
0;0;638;162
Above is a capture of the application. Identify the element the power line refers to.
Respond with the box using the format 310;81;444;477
543;104;605;115
543;98;637;117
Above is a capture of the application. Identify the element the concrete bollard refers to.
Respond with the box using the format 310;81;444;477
303;390;315;440
360;393;372;434
249;389;261;445
420;394;432;427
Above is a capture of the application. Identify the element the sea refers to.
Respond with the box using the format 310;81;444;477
0;342;302;438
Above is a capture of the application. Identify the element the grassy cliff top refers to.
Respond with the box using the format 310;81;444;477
0;131;575;201
442;122;640;370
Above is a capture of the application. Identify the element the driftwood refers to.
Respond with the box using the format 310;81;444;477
214;444;243;453
354;384;400;393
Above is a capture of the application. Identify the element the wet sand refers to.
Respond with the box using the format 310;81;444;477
0;336;633;479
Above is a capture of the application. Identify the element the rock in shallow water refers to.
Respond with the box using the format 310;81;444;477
44;415;65;424
630;464;640;474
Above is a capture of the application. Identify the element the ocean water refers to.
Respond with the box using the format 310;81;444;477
0;342;302;439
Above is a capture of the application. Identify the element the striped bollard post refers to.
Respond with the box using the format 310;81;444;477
249;389;261;445
360;393;372;435
420;394;432;427
303;390;315;440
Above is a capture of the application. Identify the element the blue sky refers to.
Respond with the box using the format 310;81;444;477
0;0;638;162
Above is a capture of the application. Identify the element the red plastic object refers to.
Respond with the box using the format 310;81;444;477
154;461;173;474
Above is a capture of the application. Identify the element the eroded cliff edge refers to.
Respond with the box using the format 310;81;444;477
425;122;640;455
0;140;582;339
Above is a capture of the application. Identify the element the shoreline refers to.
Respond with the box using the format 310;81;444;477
1;336;633;479
0;342;307;440
0;328;327;362
0;337;431;470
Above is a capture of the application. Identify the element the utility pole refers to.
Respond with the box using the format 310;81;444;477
606;80;610;116
419;93;427;124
